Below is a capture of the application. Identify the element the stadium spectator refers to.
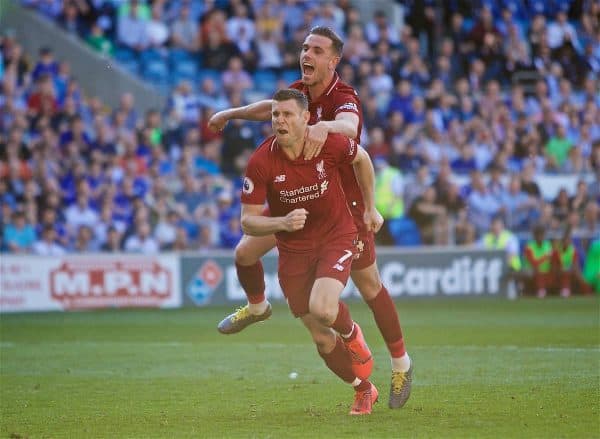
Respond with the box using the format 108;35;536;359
101;226;122;252
117;0;149;53
404;164;431;210
365;10;399;46
33;224;66;256
2;210;36;253
154;209;180;250
146;3;170;50
466;170;505;234
501;175;540;231
226;3;255;56
124;220;159;253
58;0;86;37
72;224;96;252
222;56;253;94
407;186;448;245
169;3;199;52
31;47;58;82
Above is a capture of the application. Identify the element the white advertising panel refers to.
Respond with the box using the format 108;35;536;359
0;254;181;313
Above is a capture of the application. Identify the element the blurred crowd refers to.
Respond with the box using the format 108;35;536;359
1;0;599;256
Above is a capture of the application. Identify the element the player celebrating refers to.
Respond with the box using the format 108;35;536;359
242;88;378;415
210;27;412;408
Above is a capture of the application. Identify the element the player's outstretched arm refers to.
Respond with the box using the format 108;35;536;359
304;112;359;160
241;204;308;236
352;146;383;233
208;100;273;132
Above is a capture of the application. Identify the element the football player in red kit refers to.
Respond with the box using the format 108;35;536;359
210;27;412;408
242;89;379;414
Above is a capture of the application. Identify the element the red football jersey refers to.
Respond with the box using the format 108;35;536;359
241;133;358;253
289;73;367;231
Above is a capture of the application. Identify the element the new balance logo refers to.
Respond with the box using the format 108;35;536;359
274;175;286;183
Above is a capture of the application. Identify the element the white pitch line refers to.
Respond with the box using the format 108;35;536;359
0;342;598;353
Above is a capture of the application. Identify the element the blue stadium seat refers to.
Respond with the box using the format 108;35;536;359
388;217;422;246
119;58;140;75
114;46;136;62
143;59;169;82
254;69;278;94
173;59;198;81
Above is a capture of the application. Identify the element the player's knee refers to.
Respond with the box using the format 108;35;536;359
234;242;259;266
309;303;337;326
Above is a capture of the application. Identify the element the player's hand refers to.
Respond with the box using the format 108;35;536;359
303;123;328;160
282;209;308;232
208;111;229;132
363;208;384;233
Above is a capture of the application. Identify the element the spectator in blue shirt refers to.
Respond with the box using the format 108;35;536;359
3;210;36;253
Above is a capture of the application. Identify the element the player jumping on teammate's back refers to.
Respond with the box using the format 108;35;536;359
213;26;412;410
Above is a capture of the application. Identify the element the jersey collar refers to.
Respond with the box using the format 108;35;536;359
302;72;340;104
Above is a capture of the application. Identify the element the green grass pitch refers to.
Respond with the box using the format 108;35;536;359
1;297;598;438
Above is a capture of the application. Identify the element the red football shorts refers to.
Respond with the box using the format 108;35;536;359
351;230;376;271
278;234;356;317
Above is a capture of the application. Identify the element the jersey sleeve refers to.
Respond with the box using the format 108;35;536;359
241;152;269;205
327;134;358;167
332;89;360;117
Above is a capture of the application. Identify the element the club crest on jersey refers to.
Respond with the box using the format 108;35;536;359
316;106;322;121
316;160;327;179
320;180;329;194
243;177;254;194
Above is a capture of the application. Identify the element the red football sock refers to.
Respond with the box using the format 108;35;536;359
318;336;355;383
559;272;571;290
366;286;406;358
235;262;266;304
331;301;354;336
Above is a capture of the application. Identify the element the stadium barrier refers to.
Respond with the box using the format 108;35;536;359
0;253;181;312
0;248;507;313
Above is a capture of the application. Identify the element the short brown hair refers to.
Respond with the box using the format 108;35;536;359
309;26;344;55
272;89;308;110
